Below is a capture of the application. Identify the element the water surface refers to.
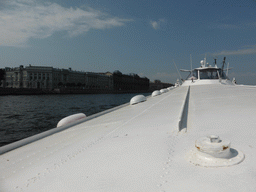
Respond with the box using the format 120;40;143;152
0;93;150;147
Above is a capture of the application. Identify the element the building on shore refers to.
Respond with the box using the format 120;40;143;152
0;66;150;92
3;65;56;89
149;80;174;91
112;71;149;91
0;65;112;90
85;72;113;90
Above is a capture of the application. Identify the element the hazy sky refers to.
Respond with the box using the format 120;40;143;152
0;0;256;84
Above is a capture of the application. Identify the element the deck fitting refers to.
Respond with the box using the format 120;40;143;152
186;135;245;167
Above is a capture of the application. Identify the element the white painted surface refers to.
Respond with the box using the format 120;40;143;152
151;90;161;97
167;86;174;90
182;79;234;86
130;94;147;105
1;84;256;191
57;113;86;127
160;88;168;93
186;135;245;167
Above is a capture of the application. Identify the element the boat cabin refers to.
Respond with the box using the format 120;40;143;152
181;58;232;86
187;67;227;80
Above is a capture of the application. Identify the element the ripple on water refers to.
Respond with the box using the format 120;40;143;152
0;93;151;147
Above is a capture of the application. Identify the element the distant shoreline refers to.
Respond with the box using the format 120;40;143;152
0;88;152;96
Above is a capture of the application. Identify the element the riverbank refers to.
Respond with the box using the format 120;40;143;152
0;88;152;96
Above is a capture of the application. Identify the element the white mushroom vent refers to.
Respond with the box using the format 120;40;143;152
167;87;174;90
160;89;168;93
57;113;86;127
152;90;161;97
130;95;146;105
187;135;244;167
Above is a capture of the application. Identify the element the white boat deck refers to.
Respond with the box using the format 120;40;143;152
1;84;256;191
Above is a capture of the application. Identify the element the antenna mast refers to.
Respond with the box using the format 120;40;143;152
173;60;182;81
190;54;193;72
221;57;226;77
204;54;207;66
214;58;217;67
227;62;229;76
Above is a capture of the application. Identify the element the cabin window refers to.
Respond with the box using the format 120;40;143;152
218;69;227;79
199;70;219;79
187;70;198;80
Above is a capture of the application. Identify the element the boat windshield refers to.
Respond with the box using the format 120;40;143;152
187;70;198;80
199;69;227;79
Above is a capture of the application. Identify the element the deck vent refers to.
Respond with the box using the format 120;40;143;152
160;89;168;93
187;135;244;167
57;113;86;127
152;90;161;97
130;95;146;105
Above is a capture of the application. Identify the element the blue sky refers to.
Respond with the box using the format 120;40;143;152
0;0;256;85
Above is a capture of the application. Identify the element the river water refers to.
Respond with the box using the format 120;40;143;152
0;93;150;147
